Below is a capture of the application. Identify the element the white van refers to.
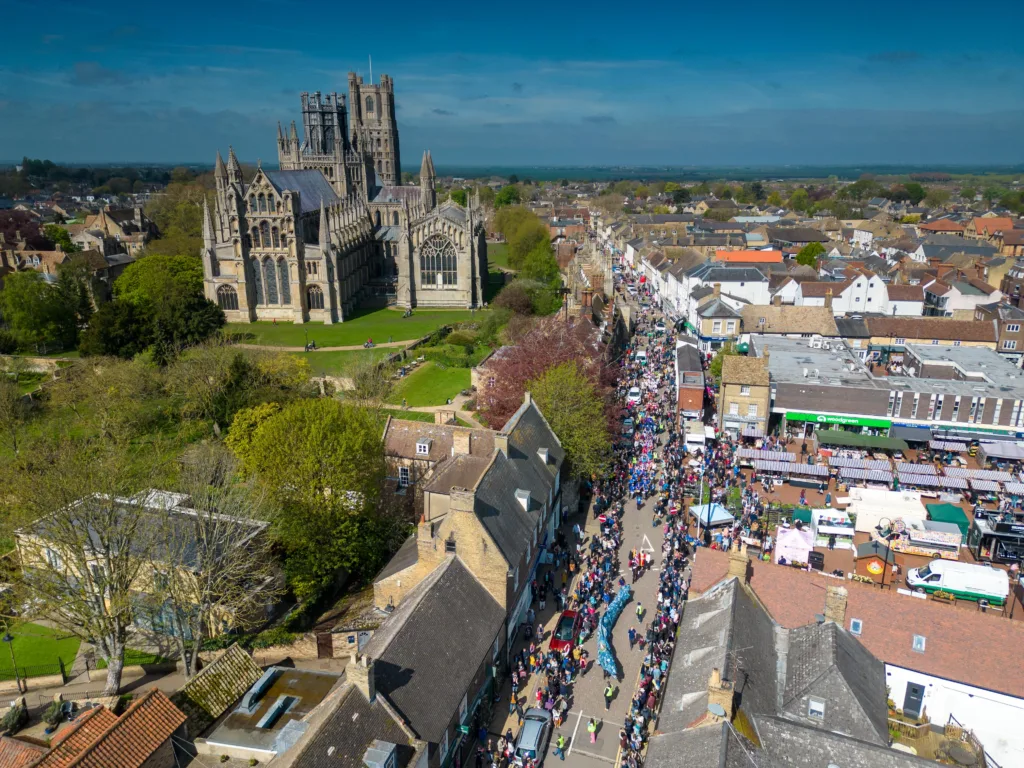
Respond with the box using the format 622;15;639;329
635;349;648;364
906;560;1009;605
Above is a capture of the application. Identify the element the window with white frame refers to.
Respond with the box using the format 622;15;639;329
729;402;739;415
895;337;906;345
1004;340;1018;350
1008;324;1021;333
45;548;63;569
747;404;757;417
398;466;410;487
416;439;430;456
808;699;825;719
712;320;722;334
740;385;751;396
726;320;736;333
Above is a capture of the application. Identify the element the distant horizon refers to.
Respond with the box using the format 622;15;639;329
2;0;1023;166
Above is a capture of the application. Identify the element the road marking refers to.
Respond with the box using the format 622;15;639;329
641;534;656;552
567;710;584;755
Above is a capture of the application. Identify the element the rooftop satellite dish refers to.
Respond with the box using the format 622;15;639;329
708;703;726;718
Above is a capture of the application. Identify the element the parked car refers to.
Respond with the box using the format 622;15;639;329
627;285;638;295
622;417;634;436
634;349;648;364
549;610;580;653
513;708;553;766
627;386;642;404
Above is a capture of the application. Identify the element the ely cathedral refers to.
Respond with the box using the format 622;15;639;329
202;72;487;323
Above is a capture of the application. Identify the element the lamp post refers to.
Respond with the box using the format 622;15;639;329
875;517;893;590
2;633;19;692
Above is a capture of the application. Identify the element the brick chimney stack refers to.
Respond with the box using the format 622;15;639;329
824;585;848;625
824;288;833;310
727;539;750;583
348;654;376;702
713;282;721;298
707;668;735;722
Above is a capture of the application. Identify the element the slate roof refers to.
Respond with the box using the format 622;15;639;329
363;557;504;744
690;549;1024;699
755;716;935;768
264;170;340;214
292;684;420;768
765;227;830;244
375;534;419;581
373;186;424;205
697;298;741;319
978;301;1024;320
833;317;870;338
687;264;766;283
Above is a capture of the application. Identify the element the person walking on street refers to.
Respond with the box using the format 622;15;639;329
628;626;638;649
604;681;617;710
635;602;644;621
588;717;599;743
553;734;567;760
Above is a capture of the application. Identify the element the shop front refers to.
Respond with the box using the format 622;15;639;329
784;410;891;438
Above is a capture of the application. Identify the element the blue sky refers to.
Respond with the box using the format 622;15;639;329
2;0;1023;167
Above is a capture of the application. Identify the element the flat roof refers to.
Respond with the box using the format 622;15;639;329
750;334;1024;400
205;667;340;755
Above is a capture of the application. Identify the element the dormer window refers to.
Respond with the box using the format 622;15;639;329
416;439;431;456
538;447;550;464
515;489;530;511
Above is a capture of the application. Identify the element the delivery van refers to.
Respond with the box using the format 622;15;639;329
635;349;648;364
906;560;1009;605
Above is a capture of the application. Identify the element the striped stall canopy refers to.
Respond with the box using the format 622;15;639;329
896;463;938;475
738;449;794;462
752;460;791;474
742;426;764;438
969;479;1001;493
788;463;830;478
1003;482;1024;495
929;440;968;452
944;468;1013;482
840;468;894;483
828;457;891;470
897;473;941;487
939;476;969;490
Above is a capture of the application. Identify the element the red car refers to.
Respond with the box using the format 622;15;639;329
549;610;580;653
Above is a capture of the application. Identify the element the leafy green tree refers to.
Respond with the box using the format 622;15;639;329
55;258;94;329
788;188;810;212
903;182;926;205
960;186;977;201
236;398;394;598
494;207;551;269
796;241;826;269
982;186;1004;206
477;186;496;207
924;189;950;207
520;242;561;286
78;299;152;359
144;181;211;256
634;185;650;199
42;224;80;253
559;179;569;187
495;185;521;208
528;361;610;480
664;182;681;193
150;292;225;365
0;271;77;349
708;343;738;385
449;188;468;206
508;174;519;184
114;254;203;307
671;188;691;205
767;191;783;206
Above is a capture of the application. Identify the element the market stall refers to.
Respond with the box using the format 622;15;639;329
737;448;794;466
811;508;855;550
774;525;815;566
788;462;830;488
692;503;735;531
968;516;1024;565
838;467;893;489
925;503;969;544
884;518;963;560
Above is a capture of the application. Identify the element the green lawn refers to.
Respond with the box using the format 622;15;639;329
225;307;482;348
0;623;81;675
488;242;512;269
290;348;392;377
382;409;473;428
388;362;471;407
97;648;171;669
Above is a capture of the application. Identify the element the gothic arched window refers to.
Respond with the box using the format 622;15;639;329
307;285;325;310
260;221;270;248
366;95;375;113
392;211;399;225
324;126;335;154
272;227;280;249
252;260;264;305
280;232;287;250
278;258;291;304
251;228;260;249
420;234;458;289
249;197;257;212
263;258;278;304
258;194;266;213
374;211;381;227
216;285;239;311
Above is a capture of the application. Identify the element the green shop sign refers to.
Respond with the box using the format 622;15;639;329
786;411;891;429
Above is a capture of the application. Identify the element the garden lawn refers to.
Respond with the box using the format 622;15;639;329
0;623;81;676
97;649;171;669
381;409;473;428
289;348;391;377
488;242;512;269
388;362;470;407
225;307;481;348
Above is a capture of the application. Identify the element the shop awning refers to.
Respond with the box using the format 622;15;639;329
889;425;932;442
815;431;909;451
925;503;970;540
978;442;1024;460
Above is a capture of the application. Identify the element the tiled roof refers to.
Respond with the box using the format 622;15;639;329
721;354;769;387
971;216;1014;235
383;419;495;463
920;218;965;232
799;280;850;298
714;249;782;263
39;707;119;767
67;690;185;768
865;316;997;342
741;305;839;337
0;737;46;768
677;387;703;412
691;549;1024;698
886;284;923;301
172;643;262;733
765;227;830;243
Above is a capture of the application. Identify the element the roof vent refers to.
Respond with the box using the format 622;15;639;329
912;634;926;653
515;488;531;511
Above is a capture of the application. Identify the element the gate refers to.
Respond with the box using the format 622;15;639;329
316;632;333;659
